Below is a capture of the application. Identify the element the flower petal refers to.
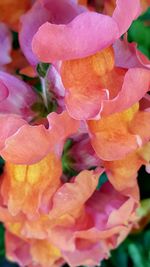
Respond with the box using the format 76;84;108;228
32;12;119;62
32;0;140;62
0;112;79;164
0;23;12;67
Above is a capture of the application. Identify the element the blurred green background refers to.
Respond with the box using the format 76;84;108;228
0;6;150;267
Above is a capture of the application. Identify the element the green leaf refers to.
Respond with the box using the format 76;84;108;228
128;8;150;59
36;63;51;78
0;157;5;175
137;199;150;218
128;242;149;267
97;173;108;190
0;224;5;260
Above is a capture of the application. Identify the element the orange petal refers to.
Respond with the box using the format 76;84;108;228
1;153;62;218
88;104;140;160
104;152;144;191
0;0;31;31
30;240;61;267
48;169;103;226
61;47;126;119
129;111;150;144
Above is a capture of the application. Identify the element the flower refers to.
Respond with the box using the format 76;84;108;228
103;0;150;15
19;0;84;66
113;37;150;69
88;104;150;160
0;23;12;69
32;0;141;62
61;47;150;119
0;111;79;164
0;170;139;266
32;0;150;120
104;141;150;192
5;231;63;267
0;71;37;119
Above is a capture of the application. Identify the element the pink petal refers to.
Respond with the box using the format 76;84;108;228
19;1;50;66
0;80;9;101
62;243;106;267
112;0;141;36
19;0;82;65
136;49;150;69
113;39;143;68
0;71;37;119
32;0;140;62
5;231;32;266
102;68;150;116
48;169;103;222
0;23;12;67
114;38;150;69
32;12;119;62
0;114;27;151
0;111;79;164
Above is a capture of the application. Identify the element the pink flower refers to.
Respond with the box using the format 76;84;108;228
0;71;37;120
0;111;79;164
31;0;150;121
66;133;101;172
0;23;12;68
114;37;150;69
0;168;139;266
32;0;141;62
5;231;63;267
19;0;85;65
61;47;150;120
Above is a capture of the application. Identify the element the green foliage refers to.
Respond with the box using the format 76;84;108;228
101;228;150;267
97;173;108;190
128;8;150;59
36;63;51;78
12;31;19;50
0;224;5;260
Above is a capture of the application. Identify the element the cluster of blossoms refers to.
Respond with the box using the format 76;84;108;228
0;0;150;266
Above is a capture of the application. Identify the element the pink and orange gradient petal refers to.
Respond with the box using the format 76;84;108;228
102;68;150;116
61;46;150;120
0;111;79;164
61;47;116;120
88;104;141;160
6;231;63;267
47;169;103;226
104;152;144;191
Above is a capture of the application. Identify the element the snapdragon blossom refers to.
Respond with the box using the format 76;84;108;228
0;0;149;266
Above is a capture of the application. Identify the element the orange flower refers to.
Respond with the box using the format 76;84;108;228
1;153;62;218
88;104;150;160
0;0;31;31
104;141;150;192
61;46;150;120
6;231;63;267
